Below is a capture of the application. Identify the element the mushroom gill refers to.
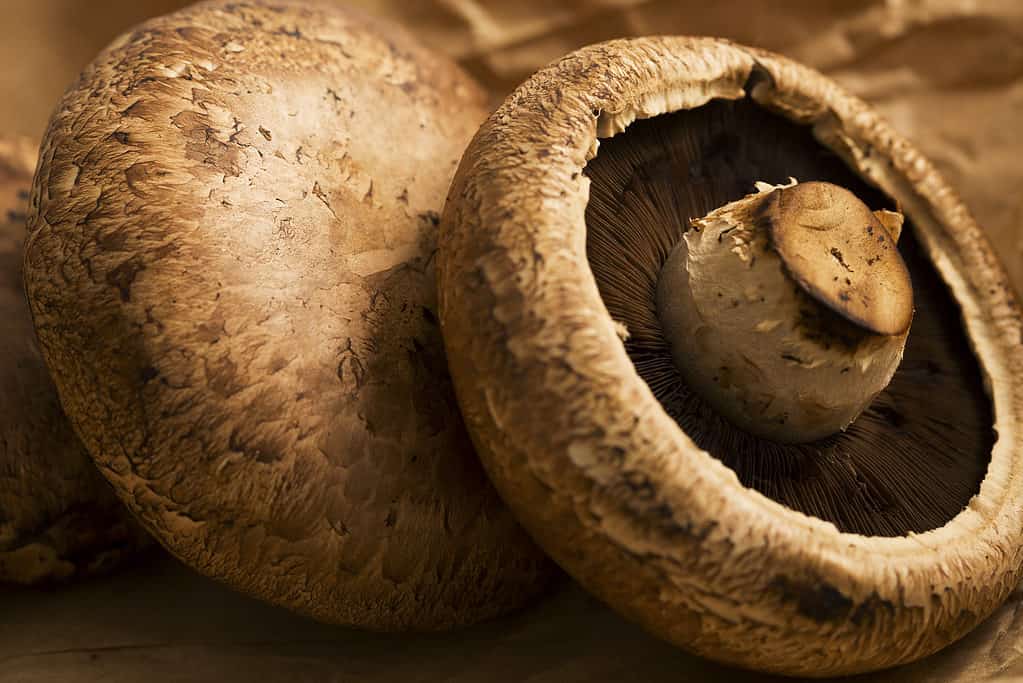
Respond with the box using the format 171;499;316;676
585;97;992;537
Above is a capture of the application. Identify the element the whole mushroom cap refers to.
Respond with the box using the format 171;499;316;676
438;37;1023;675
24;0;550;628
0;138;147;584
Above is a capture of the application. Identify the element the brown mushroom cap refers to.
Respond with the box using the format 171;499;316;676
0;138;148;584
23;0;550;628
764;181;913;337
438;37;1023;675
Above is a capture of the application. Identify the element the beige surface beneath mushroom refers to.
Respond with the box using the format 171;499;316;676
1;552;1022;683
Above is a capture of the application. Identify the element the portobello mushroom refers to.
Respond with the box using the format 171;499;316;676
1;137;147;584
438;37;1023;675
23;0;551;629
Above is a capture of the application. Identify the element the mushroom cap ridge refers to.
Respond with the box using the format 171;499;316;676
437;37;1023;676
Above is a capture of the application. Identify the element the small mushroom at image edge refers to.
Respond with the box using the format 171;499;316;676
0;138;149;584
23;0;552;629
438;37;1023;676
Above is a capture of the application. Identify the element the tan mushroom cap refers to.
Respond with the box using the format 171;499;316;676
24;0;550;628
438;37;1023;676
1;138;148;584
764;181;913;337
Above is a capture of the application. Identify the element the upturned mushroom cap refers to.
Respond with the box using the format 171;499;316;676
438;37;1023;675
23;0;550;628
0;138;148;584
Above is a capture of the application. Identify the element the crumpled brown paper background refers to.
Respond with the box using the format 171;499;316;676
7;0;1021;293
3;1;1022;681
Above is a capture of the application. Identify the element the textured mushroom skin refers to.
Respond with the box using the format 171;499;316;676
1;138;148;584
438;38;1023;675
24;0;550;628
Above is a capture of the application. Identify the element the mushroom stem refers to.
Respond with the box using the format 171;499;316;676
655;181;914;443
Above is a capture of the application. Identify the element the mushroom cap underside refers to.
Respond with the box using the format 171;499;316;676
23;0;551;629
438;37;1023;676
590;101;985;534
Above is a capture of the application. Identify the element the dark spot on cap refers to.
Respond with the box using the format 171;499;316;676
849;593;896;627
418;211;440;228
105;256;146;302
773;576;854;623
